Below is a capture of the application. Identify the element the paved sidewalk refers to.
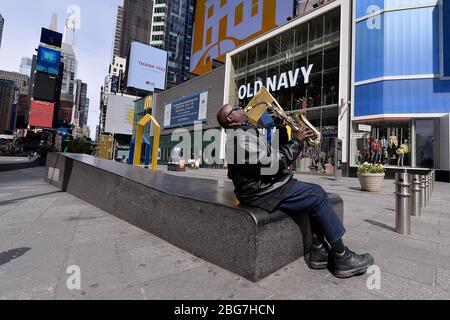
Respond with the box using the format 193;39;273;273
0;167;450;299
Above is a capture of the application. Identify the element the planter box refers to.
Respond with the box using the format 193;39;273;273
358;172;385;192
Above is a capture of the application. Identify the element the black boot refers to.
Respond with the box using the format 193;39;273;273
329;247;375;278
305;243;330;270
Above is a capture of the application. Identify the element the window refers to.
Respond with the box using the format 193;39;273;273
206;27;212;45
208;5;214;18
235;2;243;26
251;0;258;17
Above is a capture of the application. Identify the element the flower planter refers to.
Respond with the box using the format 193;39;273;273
357;172;385;192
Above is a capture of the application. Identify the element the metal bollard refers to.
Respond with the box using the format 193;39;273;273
431;170;436;192
409;174;422;217
425;175;430;204
395;171;411;235
428;172;433;198
420;175;427;208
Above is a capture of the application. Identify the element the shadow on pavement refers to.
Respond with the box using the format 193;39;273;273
0;191;62;207
364;219;395;232
0;247;31;266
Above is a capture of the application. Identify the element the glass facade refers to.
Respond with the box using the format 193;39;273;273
229;7;341;175
351;119;439;169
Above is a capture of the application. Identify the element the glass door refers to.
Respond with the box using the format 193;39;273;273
415;119;435;168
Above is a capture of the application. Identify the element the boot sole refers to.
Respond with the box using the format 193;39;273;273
331;266;370;278
306;260;328;270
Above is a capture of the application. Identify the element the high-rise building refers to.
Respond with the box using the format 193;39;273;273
19;57;32;76
119;0;153;58
0;70;29;92
113;5;124;58
0;14;4;49
74;80;89;128
150;0;194;85
60;43;77;95
0;70;30;130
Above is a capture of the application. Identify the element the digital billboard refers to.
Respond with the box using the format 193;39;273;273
40;28;63;48
36;46;61;76
33;73;56;102
190;0;293;75
163;90;209;129
104;94;136;135
126;42;168;92
29;100;55;128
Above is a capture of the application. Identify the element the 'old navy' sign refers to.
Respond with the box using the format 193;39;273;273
238;64;314;100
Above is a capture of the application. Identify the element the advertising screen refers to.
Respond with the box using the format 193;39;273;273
36;46;61;76
29;100;55;128
126;42;167;92
33;73;56;102
104;94;136;135
163;90;208;129
40;28;63;48
190;0;293;75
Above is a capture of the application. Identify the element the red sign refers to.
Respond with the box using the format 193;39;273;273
29;100;55;128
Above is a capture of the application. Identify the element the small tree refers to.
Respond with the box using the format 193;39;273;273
67;137;94;155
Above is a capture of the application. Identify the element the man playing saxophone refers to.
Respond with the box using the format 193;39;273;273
217;103;374;278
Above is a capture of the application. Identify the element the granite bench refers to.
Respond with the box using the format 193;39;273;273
45;152;344;282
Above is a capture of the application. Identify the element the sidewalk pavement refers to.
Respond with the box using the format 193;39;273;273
0;167;449;300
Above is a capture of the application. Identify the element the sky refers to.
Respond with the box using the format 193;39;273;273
0;0;123;139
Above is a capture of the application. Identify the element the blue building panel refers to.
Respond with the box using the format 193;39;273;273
355;7;439;82
356;0;438;19
443;0;450;77
355;78;450;117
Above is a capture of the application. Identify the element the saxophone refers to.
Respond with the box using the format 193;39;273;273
244;87;322;147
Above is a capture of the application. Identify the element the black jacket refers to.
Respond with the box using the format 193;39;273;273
225;124;304;212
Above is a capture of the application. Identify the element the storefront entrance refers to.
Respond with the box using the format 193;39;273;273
351;119;439;170
292;105;338;175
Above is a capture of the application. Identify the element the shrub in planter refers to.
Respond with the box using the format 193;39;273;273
357;162;386;192
67;138;94;155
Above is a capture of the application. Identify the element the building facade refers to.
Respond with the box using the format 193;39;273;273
220;0;450;181
150;0;195;85
60;43;77;96
120;0;153;58
75;80;89;128
0;70;29;91
350;0;450;181
152;66;226;164
113;5;124;58
224;0;351;175
19;57;32;76
0;70;29;131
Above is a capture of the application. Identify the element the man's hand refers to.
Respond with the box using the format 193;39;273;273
296;126;315;142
